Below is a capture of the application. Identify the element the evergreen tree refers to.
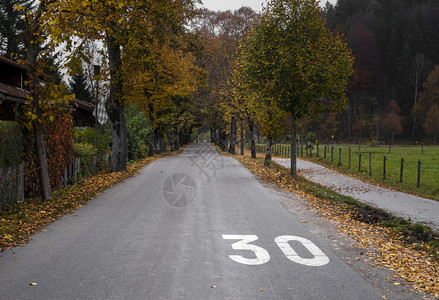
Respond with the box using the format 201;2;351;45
0;0;32;60
69;72;92;102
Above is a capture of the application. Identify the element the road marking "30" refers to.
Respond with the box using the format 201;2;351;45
222;235;329;267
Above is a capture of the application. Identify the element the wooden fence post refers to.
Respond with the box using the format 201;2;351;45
383;156;387;180
18;163;24;203
331;146;334;163
348;147;351;169
359;154;362;172
316;144;319;158
400;158;404;183
338;148;342;166
324;146;327;158
417;161;421;188
369;152;372;175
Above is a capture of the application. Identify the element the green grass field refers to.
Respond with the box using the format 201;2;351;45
255;143;439;201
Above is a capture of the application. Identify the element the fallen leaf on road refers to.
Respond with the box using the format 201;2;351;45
29;283;38;286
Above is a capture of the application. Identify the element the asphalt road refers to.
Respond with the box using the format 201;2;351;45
0;144;392;299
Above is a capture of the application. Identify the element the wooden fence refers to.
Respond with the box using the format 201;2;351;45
0;163;24;209
250;143;438;191
60;156;80;187
0;154;108;209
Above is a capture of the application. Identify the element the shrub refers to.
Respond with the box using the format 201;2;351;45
73;125;111;156
0;121;24;208
45;113;74;188
125;105;151;161
23;113;73;197
0;121;23;168
73;125;111;171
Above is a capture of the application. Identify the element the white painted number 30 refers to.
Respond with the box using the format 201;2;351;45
222;235;329;267
222;235;270;265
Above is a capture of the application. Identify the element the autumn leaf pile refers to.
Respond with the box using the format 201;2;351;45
0;153;173;251
232;153;439;298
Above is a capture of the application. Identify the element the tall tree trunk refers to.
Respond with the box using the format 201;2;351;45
109;105;127;171
214;128;218;145
106;29;127;172
412;79;418;140
149;129;155;156
169;127;175;151
264;137;272;166
290;114;297;176
249;122;256;158
435;129;437;145
348;103;352;139
210;127;214;144
229;116;236;154
221;129;227;152
160;133;165;153
155;129;164;153
174;124;179;151
26;3;52;200
240;118;244;155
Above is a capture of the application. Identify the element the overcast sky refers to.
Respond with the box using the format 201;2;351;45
200;0;337;12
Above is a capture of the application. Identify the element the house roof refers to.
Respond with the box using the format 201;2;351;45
72;98;96;112
0;82;29;103
0;56;26;71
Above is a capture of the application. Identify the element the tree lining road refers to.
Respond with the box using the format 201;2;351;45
0;144;413;299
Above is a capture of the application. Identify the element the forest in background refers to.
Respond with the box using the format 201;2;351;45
2;0;438;147
321;0;439;143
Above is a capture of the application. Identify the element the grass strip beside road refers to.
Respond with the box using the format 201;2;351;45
0;152;178;251
225;150;439;297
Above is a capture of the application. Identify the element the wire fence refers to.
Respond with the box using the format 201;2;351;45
249;142;439;195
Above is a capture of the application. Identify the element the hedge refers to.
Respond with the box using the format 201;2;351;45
0;121;23;169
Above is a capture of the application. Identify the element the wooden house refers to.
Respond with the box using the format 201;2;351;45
0;56;29;121
0;55;96;125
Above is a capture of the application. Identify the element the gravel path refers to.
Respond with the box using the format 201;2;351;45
274;158;439;231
